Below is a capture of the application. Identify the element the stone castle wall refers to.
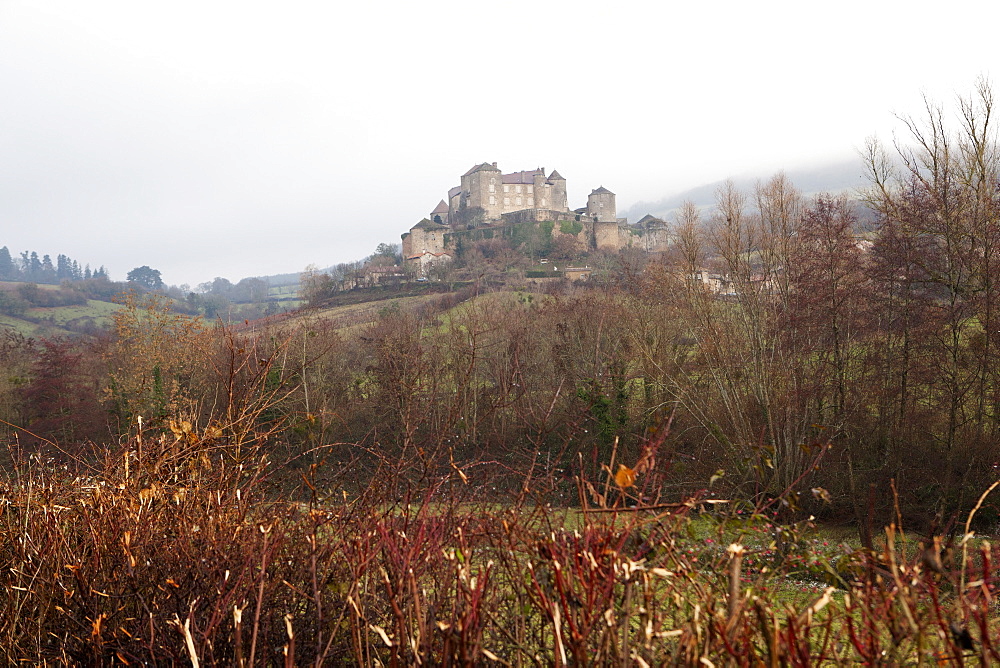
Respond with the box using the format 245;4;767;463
593;221;620;251
501;208;576;225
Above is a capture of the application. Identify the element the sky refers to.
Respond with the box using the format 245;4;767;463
1;0;996;287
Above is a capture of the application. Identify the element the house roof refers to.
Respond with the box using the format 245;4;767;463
448;186;462;199
431;200;449;214
547;170;565;181
590;186;614;195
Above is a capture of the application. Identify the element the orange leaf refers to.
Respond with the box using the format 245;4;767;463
615;464;636;489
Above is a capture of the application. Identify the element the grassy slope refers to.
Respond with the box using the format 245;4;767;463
0;299;120;338
294;294;442;336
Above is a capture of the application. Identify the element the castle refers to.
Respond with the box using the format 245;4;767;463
402;162;671;264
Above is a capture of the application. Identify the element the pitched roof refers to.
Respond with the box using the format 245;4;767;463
590;186;614;195
463;162;500;176
448;186;462;199
547;169;565;181
502;168;545;184
636;214;666;226
412;218;448;230
431;200;449;214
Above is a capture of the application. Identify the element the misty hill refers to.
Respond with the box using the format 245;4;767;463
623;160;869;223
253;271;302;287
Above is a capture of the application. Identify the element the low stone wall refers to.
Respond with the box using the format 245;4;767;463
500;208;576;225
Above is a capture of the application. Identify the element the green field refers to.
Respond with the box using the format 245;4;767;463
0;299;121;338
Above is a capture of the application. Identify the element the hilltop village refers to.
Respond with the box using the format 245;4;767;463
401;162;672;274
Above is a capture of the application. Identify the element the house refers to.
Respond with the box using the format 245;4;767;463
406;250;453;278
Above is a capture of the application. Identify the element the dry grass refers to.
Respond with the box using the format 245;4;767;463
3;425;999;665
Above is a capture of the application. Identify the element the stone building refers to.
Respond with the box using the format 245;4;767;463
627;215;672;253
586;186;616;223
401;218;449;258
443;162;572;224
406;250;453;278
404;162;640;256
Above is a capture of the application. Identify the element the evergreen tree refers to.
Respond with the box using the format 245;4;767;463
28;252;42;281
41;255;56;283
0;246;16;280
56;254;71;280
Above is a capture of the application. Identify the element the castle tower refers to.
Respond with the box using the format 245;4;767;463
532;170;547;209
546;170;568;211
459;162;503;221
586;186;616;222
403;218;449;258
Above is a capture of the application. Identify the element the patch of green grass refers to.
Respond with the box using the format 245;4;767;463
0;315;39;337
0;281;60;291
24;299;120;325
0;299;120;337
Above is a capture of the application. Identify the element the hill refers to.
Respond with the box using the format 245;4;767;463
623;159;869;222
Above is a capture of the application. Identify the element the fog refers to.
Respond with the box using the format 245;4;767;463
1;0;994;285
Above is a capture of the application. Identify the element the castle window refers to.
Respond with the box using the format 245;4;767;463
490;177;496;185
541;198;547;207
489;184;495;193
527;185;533;194
503;185;509;193
528;197;534;206
516;185;522;194
516;197;522;206
503;197;510;205
489;196;496;205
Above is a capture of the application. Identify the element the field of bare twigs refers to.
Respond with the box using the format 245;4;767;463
4;426;1000;664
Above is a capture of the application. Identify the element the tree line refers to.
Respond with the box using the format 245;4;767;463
0;246;108;284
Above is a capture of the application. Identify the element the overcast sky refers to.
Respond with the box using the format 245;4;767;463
1;1;996;286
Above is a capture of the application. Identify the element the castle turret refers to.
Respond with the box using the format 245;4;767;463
546;170;568;211
586;186;616;222
533;170;547;209
430;200;449;225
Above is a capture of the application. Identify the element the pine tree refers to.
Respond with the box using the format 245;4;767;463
56;254;71;280
28;252;41;281
41;255;56;284
0;246;16;280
